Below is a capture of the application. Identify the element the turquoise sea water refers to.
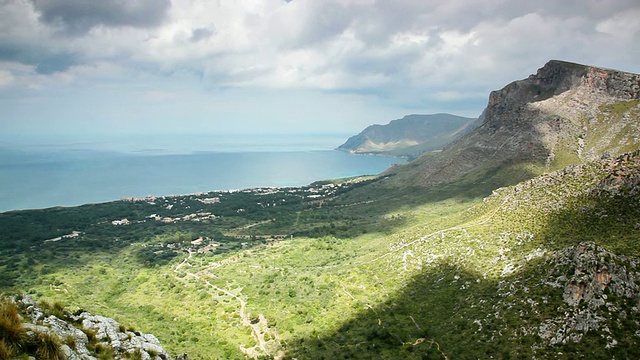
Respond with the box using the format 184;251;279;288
0;134;402;212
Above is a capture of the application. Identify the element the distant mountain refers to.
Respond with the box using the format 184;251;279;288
380;60;640;189
337;113;479;159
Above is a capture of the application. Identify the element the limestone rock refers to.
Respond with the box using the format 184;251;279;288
12;295;179;360
537;242;640;346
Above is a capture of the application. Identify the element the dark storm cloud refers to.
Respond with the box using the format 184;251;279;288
32;0;171;34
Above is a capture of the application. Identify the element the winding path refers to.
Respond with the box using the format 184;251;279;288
173;249;280;359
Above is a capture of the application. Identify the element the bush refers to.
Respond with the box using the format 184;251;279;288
95;343;115;360
128;348;144;360
39;300;68;320
0;339;14;359
65;335;77;350
147;348;159;357
0;297;27;352
33;331;65;360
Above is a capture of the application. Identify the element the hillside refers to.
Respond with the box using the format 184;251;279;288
1;60;640;359
2;150;638;359
379;60;640;189
337;113;478;158
282;150;640;359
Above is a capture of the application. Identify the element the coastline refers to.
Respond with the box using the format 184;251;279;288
0;149;403;213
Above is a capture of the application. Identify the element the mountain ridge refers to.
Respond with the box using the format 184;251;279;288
379;60;640;189
337;113;479;159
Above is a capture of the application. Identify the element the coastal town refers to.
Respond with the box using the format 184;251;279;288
100;179;370;259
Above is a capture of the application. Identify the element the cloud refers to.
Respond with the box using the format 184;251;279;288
190;26;216;43
31;0;171;34
1;0;640;136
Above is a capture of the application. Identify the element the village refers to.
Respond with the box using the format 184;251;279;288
110;180;364;261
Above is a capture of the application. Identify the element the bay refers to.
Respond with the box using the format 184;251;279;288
0;134;402;212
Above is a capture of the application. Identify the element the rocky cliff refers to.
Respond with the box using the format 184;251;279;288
337;113;478;158
382;60;640;187
0;295;184;360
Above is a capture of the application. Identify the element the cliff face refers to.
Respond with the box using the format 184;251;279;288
383;60;640;187
485;60;640;129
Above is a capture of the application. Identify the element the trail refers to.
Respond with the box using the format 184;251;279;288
173;249;281;359
365;195;512;264
173;249;194;272
230;219;272;232
165;193;511;358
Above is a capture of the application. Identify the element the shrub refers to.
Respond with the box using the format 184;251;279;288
147;348;159;357
0;297;27;352
34;331;65;360
128;348;144;360
51;302;66;319
95;343;115;360
65;335;77;350
82;327;99;354
0;339;14;359
40;300;67;320
82;328;98;344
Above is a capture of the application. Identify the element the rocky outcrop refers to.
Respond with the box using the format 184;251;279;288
589;150;640;197
383;60;640;187
12;295;181;360
485;60;640;130
537;242;640;347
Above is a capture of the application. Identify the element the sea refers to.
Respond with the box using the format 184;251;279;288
0;134;403;212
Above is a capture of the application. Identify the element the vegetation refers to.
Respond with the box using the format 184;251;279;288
0;147;638;359
1;99;639;358
0;295;27;358
0;295;67;360
337;113;478;159
32;331;65;360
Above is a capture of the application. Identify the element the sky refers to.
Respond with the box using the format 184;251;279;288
1;0;639;139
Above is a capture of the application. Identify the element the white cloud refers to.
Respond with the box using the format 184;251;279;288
0;69;14;87
1;0;639;136
596;9;640;40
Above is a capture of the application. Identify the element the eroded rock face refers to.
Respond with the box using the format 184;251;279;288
13;295;177;360
559;242;638;308
590;150;640;197
76;312;171;360
538;242;640;346
485;60;640;130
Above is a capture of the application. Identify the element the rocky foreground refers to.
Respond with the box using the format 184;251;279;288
2;295;184;360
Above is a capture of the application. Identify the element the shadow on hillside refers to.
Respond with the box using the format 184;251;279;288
284;163;640;359
323;160;543;236
283;254;639;360
538;182;640;256
282;262;540;360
